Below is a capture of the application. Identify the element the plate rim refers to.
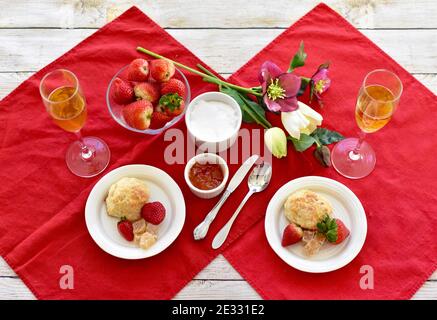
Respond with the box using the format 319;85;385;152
85;164;186;260
264;176;367;273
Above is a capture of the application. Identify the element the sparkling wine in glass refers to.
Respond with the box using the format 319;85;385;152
40;69;110;178
331;69;402;179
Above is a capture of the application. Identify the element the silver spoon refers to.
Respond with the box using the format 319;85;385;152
212;162;272;249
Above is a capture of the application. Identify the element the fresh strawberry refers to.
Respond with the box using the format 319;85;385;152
122;100;153;130
281;223;303;247
141;202;166;225
317;216;350;244
117;218;134;241
134;82;160;103
333;219;350;244
150;111;172;129
157;93;185;117
127;58;149;82
112;77;134;104
160;78;186;99
150;59;175;82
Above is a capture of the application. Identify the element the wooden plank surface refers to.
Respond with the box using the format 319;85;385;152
0;256;436;299
1;0;437;29
0;0;436;300
0;29;436;74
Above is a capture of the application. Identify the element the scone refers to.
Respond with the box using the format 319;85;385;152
106;177;150;221
284;189;332;230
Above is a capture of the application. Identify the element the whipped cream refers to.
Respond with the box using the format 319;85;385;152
188;99;240;142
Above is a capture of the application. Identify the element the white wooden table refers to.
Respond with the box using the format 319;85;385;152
0;0;436;300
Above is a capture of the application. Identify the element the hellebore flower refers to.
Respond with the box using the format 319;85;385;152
264;127;288;159
310;63;331;105
259;61;301;112
281;101;323;140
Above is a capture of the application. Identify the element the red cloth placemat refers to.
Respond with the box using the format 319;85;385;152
222;3;437;299
0;6;251;299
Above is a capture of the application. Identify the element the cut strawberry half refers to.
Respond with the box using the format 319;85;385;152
281;223;303;246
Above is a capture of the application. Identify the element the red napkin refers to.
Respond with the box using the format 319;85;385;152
223;3;437;299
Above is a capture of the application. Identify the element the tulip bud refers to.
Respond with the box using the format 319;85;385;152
314;145;331;167
264;127;287;159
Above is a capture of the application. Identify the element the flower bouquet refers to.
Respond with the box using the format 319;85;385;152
137;42;343;166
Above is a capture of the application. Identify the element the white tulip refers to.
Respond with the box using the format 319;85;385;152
264;127;287;159
281;101;323;140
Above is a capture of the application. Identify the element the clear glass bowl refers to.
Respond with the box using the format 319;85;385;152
106;64;191;135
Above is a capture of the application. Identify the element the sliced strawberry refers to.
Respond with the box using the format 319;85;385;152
112;77;134;104
150;59;175;82
157;93;185;117
134;82;160;103
127;58;149;82
150;111;172;129
117;218;134;241
141;202;166;225
122;100;153;130
161;78;186;99
281;223;303;247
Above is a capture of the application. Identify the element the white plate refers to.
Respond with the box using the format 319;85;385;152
85;164;185;259
265;176;367;273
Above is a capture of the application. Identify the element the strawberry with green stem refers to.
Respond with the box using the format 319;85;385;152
157;93;185;117
317;215;350;244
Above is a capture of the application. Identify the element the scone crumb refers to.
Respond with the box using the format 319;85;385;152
139;232;157;249
132;219;147;235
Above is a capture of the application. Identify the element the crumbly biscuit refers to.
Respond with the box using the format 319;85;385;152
106;177;150;221
284;189;332;230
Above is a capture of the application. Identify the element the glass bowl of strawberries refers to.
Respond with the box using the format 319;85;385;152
106;58;191;134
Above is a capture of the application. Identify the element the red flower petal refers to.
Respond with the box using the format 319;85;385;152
278;73;301;98
277;96;299;112
259;61;283;84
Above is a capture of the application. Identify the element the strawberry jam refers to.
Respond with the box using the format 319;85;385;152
189;162;224;190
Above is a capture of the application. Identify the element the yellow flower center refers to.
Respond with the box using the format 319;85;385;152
267;78;285;101
315;79;327;94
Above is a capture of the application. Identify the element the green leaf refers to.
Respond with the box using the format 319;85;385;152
326;230;338;243
289;134;317;152
289;41;307;71
317;222;327;233
311;128;344;146
298;77;311;96
317;215;338;243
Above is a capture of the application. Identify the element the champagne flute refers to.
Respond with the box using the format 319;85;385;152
40;69;110;177
331;69;402;179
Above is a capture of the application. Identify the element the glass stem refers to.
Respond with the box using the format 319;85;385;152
349;131;366;160
75;131;93;160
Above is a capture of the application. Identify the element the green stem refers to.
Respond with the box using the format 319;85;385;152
137;47;262;97
196;64;218;79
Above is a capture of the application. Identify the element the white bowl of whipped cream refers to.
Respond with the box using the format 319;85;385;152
185;92;242;152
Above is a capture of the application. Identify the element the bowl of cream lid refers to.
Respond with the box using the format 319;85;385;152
185;92;242;153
